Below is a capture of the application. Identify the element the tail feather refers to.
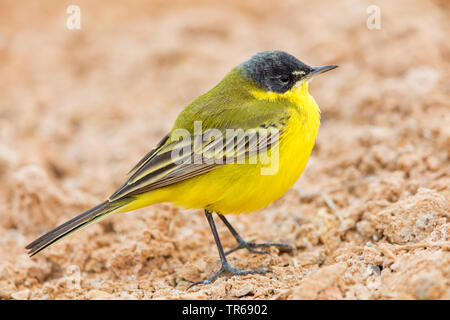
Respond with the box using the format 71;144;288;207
25;200;126;257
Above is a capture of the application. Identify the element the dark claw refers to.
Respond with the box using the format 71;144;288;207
186;262;272;290
187;211;292;290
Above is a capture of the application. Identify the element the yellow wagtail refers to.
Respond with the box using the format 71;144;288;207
26;51;337;288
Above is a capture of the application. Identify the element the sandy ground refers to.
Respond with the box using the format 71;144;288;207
0;0;449;300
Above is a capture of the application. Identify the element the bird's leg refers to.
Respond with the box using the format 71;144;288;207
187;210;271;290
216;213;295;255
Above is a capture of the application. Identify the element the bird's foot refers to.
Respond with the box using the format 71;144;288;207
225;240;295;256
187;262;271;290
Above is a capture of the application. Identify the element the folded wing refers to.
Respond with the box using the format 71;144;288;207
108;124;284;202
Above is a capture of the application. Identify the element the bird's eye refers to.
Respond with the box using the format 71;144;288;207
279;75;290;84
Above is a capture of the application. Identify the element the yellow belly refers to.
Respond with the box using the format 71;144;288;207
123;94;320;215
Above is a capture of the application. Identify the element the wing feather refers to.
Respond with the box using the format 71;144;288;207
126;134;169;177
109;113;288;202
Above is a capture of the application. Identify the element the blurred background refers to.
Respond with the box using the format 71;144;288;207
0;0;448;299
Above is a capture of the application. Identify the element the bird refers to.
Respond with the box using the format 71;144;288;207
26;50;337;289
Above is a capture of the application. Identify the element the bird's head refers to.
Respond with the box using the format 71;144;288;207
240;50;337;94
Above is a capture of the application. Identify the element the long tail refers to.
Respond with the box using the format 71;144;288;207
25;199;130;257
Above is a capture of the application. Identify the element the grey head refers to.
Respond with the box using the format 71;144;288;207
240;50;337;93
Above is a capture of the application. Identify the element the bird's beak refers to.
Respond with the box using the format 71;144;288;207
309;65;338;78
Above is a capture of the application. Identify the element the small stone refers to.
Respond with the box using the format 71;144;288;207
413;273;445;300
11;289;30;300
426;156;440;171
87;289;114;300
231;283;254;298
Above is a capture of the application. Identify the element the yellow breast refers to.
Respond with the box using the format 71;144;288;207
206;83;320;213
